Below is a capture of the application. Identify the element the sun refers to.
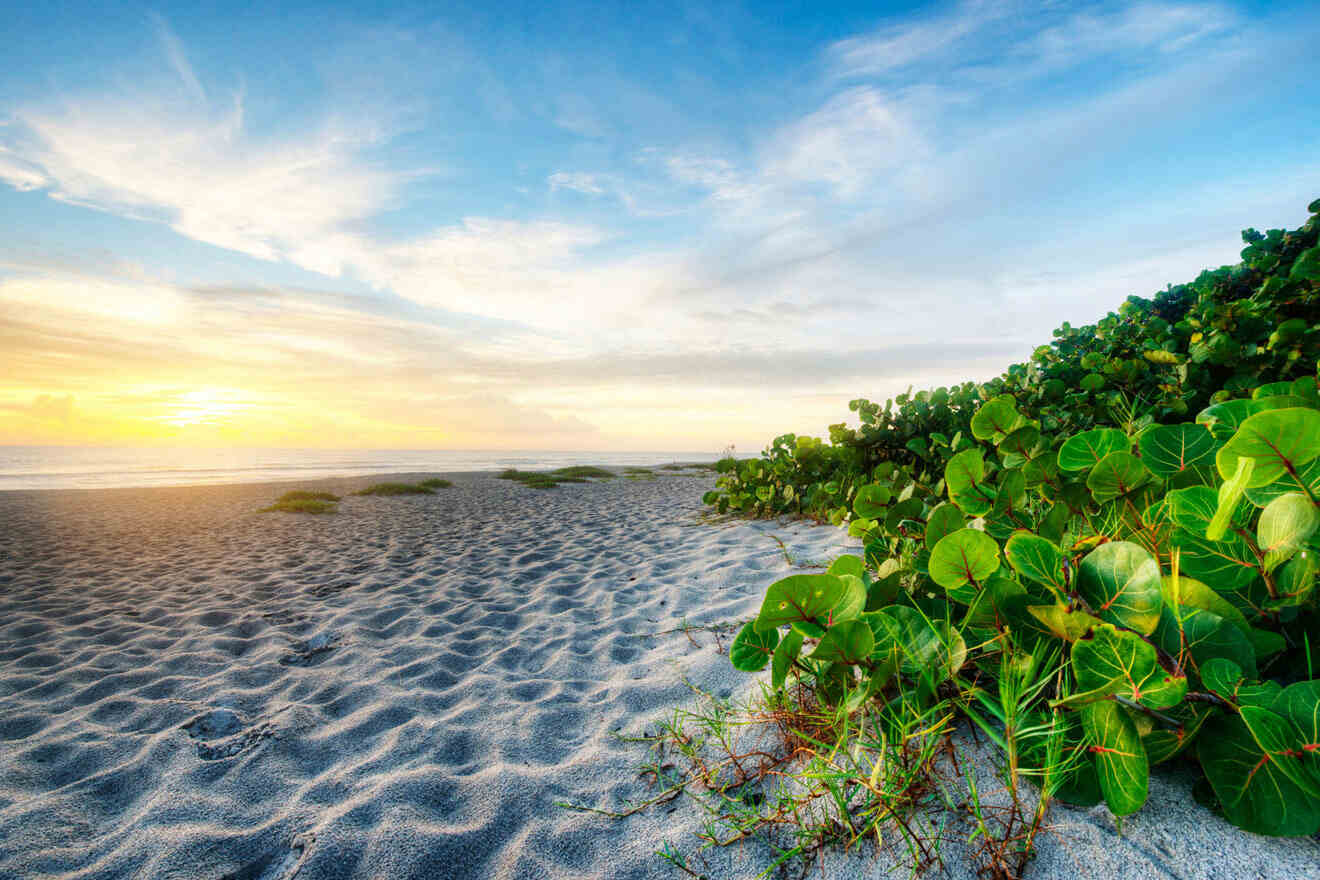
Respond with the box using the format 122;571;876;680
158;389;257;428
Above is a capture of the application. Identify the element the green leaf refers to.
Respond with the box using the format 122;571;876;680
1200;714;1320;836
1168;490;1261;593
1076;541;1163;635
1158;574;1248;635
999;425;1042;469
1027;603;1103;642
1138;423;1219;478
827;554;866;579
1257;493;1319;572
1154;605;1257;679
1245;457;1320;508
808;620;875;666
730;621;780;671
1080;373;1106;392
1081;701;1149;817
1289;245;1320;281
1217;408;1320;488
832;574;867;622
853;484;892;519
945;449;995;516
1197;398;1265;442
928;528;1000;601
1059;623;1186;709
1058;428;1128;472
1201;658;1244;700
1274;550;1318;605
1005;532;1067;599
1208;456;1255;541
1087;451;1151;503
924;502;966;551
879;606;955;680
971;394;1027;443
755;574;846;632
1280;681;1320;754
771;628;803;689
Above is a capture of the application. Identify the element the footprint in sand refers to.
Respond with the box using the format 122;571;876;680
278;631;340;666
183;708;276;761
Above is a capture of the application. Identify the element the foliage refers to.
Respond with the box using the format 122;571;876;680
715;199;1320;842
703;198;1320;522
353;482;435;496
259;489;341;513
498;465;618;489
418;477;453;489
730;380;1320;837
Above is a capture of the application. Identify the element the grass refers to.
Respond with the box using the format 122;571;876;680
354;482;435;496
259;490;341;514
567;633;1075;879
418;477;453;489
499;465;618;489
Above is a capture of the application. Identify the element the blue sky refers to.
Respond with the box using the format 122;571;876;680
1;0;1318;450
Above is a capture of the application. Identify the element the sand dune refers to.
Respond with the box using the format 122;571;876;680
1;473;1316;879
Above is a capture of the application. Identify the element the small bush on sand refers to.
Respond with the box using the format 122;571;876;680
418;478;453;489
354;482;434;496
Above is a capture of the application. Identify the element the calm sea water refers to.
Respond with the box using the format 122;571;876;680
0;446;718;490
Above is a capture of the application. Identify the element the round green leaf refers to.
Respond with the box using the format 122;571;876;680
1058;428;1128;472
998;425;1042;469
1086;451;1150;503
853;483;892;519
1217;408;1320;487
1201;658;1244;700
945;449;994;516
1076;541;1163;635
1200;714;1320;836
1138;423;1219;478
808;620;875;666
1061;623;1186;710
832;574;867;622
731;621;780;671
827;554;865;579
971;394;1026;443
928;528;1000;597
1081;700;1149;817
755;574;846;633
1258;492;1319;572
924;502;966;551
1005;532;1067;599
1154;605;1257;679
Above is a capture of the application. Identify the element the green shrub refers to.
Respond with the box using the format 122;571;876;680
498;465;616;488
704;198;1320;522
731;383;1320;837
418;478;453;489
354;482;434;496
260;498;338;514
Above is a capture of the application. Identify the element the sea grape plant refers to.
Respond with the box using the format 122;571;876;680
730;380;1320;835
704;198;1320;523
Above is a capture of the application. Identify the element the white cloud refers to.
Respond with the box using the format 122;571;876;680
762;87;928;199
547;171;605;195
150;13;207;103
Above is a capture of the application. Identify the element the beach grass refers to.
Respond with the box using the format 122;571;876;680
499;465;618;489
418;478;454;489
354;482;435;496
260;491;340;514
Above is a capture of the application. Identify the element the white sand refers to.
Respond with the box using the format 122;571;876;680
0;472;1316;880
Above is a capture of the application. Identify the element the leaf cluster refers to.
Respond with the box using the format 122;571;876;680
721;198;1320;837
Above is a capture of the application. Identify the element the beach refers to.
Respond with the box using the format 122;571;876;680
1;471;1317;880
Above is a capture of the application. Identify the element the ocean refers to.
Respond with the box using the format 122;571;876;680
0;446;719;490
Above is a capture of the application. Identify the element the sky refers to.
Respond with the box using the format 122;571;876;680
1;0;1318;452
